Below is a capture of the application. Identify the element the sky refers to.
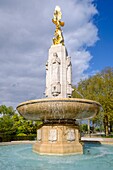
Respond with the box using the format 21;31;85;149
0;0;113;109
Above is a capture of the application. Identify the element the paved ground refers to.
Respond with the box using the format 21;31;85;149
0;137;113;146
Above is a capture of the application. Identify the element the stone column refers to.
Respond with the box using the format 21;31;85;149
45;44;73;98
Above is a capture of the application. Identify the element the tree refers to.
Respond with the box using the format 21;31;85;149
72;67;113;136
0;105;16;134
0;105;15;116
0;105;41;141
80;124;88;133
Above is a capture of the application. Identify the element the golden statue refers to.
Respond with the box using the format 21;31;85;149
52;6;65;45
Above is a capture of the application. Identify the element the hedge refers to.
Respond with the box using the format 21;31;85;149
0;134;36;142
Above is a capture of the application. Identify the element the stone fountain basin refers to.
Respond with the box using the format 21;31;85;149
17;98;101;121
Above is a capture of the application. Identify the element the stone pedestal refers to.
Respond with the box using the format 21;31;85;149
33;124;83;155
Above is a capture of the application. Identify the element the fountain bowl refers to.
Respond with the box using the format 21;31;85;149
17;98;101;121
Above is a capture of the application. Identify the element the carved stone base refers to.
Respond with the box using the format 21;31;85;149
33;125;83;155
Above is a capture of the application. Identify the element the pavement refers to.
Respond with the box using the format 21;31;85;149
0;140;36;146
81;137;113;144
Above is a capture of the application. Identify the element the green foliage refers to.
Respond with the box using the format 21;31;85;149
0;115;14;134
13;134;36;141
0;106;17;135
0;105;41;141
80;124;88;132
17;133;27;136
0;105;15;116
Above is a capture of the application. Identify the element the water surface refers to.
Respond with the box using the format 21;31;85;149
0;143;113;170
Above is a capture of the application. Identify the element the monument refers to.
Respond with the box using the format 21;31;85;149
45;6;73;99
17;6;101;155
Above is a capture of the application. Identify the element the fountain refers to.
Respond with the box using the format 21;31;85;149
17;6;101;155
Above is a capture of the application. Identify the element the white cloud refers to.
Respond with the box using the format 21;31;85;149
71;50;92;83
0;0;99;108
65;22;98;50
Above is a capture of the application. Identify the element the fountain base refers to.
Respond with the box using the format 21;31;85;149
33;121;83;155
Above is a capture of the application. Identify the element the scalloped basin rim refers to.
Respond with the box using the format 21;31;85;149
17;98;101;108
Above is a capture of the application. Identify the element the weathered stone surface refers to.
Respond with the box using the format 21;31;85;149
17;98;101;121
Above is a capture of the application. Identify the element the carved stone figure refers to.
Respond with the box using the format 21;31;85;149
52;53;60;83
66;56;73;97
49;129;57;142
51;53;61;96
67;129;75;141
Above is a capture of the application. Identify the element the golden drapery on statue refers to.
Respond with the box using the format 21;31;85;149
52;6;65;45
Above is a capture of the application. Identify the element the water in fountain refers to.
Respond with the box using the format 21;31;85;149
0;143;113;170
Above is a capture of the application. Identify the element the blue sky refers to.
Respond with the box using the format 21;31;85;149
0;0;112;108
88;0;113;72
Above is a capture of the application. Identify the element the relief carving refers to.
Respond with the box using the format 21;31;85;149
66;56;74;97
49;129;57;142
51;53;61;96
67;129;75;141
